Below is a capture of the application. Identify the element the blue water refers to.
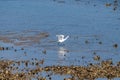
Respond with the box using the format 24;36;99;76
0;0;120;80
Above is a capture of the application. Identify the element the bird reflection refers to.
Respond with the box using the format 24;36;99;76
58;47;69;60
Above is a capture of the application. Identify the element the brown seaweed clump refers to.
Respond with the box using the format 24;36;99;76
0;60;26;80
0;59;120;80
0;31;49;46
44;61;120;80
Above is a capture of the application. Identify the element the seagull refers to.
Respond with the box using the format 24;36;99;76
56;35;69;44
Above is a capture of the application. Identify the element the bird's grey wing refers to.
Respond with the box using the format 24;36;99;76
57;36;61;40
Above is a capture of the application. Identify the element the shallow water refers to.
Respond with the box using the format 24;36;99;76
0;0;120;79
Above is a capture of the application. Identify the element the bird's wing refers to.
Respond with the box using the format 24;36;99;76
59;36;63;40
56;35;64;39
56;35;62;40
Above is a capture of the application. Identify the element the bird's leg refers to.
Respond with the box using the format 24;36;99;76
58;43;65;46
58;42;60;46
62;43;65;46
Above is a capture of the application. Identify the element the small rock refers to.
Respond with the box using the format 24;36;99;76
98;41;102;44
113;44;118;48
85;40;89;44
42;50;46;54
21;47;24;50
0;47;4;50
93;55;100;61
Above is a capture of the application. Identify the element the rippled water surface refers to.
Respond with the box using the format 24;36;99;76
0;0;120;80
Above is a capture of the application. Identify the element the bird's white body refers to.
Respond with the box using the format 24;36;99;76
56;35;69;43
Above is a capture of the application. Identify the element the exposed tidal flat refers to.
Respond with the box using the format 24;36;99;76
0;0;120;80
0;29;120;80
0;59;120;80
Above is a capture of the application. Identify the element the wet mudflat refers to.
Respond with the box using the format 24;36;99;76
0;59;120;80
